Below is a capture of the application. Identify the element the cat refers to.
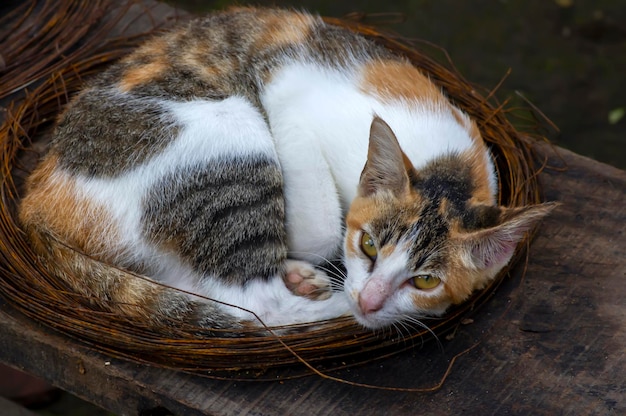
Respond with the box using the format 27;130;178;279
18;7;554;334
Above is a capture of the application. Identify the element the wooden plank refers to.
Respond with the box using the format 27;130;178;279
1;143;624;415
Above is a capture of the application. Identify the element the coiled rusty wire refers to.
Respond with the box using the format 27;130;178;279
0;1;544;378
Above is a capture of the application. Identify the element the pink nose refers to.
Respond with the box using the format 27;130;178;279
358;278;389;315
358;293;383;314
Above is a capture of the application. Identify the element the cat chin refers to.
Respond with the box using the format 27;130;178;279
350;312;388;330
347;303;399;330
349;302;451;330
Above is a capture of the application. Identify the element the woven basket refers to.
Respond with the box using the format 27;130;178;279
0;1;544;378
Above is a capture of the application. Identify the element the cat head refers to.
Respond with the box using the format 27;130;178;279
343;116;556;329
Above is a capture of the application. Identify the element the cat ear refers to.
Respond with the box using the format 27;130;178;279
358;116;413;197
459;202;557;274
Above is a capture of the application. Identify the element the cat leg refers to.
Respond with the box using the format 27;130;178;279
273;133;345;265
283;259;333;300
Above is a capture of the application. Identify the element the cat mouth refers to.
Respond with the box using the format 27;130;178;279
352;311;386;329
348;298;394;329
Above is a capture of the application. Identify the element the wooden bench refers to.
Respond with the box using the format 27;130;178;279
1;2;624;415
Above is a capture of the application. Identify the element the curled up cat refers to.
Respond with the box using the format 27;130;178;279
18;7;555;335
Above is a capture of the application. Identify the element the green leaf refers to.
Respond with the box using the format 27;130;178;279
608;108;625;125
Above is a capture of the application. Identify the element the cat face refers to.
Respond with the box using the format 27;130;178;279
343;117;554;329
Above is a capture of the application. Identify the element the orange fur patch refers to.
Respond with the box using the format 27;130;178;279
181;48;232;84
18;155;156;309
252;11;315;85
443;253;478;304
360;60;447;106
117;38;170;92
345;197;374;257
444;224;502;304
344;228;360;257
256;12;314;48
410;290;450;312
19;154;119;257
118;61;167;92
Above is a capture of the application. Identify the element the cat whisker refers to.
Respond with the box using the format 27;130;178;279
395;324;426;351
402;315;444;353
377;326;391;340
287;250;341;263
391;321;411;345
287;251;348;281
396;319;428;350
316;265;347;281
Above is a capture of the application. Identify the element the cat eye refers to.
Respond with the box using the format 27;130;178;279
410;275;441;290
360;232;377;261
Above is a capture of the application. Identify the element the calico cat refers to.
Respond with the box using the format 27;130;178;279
19;7;554;333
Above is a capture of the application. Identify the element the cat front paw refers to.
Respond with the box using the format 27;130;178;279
283;259;332;301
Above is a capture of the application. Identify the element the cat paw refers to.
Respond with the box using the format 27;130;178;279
283;260;332;301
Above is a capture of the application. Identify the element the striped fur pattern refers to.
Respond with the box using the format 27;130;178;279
19;7;554;332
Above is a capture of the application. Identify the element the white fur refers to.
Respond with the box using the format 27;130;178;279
73;92;350;326
145;250;349;326
262;62;493;211
77;94;276;261
260;63;496;327
74;62;495;327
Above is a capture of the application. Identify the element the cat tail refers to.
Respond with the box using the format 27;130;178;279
20;222;251;337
